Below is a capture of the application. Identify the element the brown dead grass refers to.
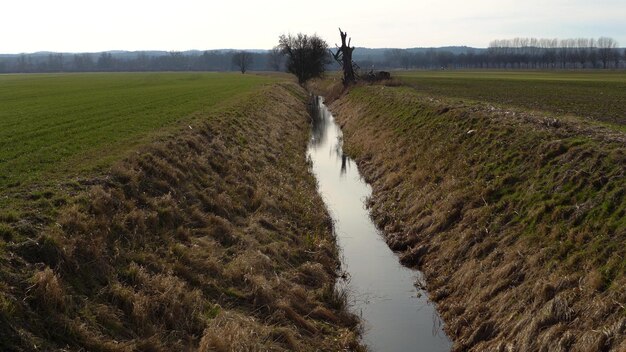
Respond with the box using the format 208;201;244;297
306;78;346;104
0;82;363;351
331;84;626;351
28;267;65;312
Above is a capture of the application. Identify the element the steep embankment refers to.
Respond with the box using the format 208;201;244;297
331;85;626;351
1;83;361;351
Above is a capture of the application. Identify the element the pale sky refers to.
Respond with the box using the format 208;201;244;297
1;0;625;53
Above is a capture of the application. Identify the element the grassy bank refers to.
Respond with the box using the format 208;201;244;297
331;84;625;351
0;79;362;350
395;70;626;126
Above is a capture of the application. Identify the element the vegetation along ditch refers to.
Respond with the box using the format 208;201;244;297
3;2;626;350
2;69;625;351
0;80;364;351
307;96;452;352
326;82;626;351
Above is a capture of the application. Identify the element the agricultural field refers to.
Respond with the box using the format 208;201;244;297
0;75;362;351
331;81;626;350
395;70;626;126
0;73;276;192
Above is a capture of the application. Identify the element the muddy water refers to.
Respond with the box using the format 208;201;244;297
307;97;452;352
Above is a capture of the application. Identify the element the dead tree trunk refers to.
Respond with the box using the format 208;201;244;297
333;28;357;86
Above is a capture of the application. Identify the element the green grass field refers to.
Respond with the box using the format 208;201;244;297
395;71;626;126
0;73;277;192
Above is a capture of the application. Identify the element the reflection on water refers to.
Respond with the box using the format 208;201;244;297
341;154;348;175
307;96;452;352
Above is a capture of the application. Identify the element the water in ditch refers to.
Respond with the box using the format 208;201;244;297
307;97;452;352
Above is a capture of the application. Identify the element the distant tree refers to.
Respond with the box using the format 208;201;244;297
597;37;618;69
17;54;28;72
614;48;622;69
134;52;150;71
166;51;188;71
543;39;558;68
73;54;94;71
97;52;115;71
46;53;64;72
437;51;454;69
385;49;408;69
278;33;330;84
267;46;283;71
575;38;590;68
232;51;253;74
588;38;599;68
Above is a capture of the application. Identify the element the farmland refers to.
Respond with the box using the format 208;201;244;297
327;73;626;350
0;73;276;192
395;70;626;126
0;75;364;351
2;68;626;351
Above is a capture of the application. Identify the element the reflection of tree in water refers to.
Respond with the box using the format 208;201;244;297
306;94;452;351
333;136;348;177
309;96;330;148
308;95;349;176
331;124;348;177
341;154;348;176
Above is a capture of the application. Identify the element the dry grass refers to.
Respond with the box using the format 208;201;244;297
305;77;346;104
28;267;65;311
0;82;363;351
331;83;626;351
198;311;268;352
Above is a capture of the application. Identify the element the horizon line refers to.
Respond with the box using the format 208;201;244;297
0;45;489;56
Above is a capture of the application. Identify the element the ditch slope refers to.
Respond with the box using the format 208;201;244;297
330;85;626;351
0;82;361;351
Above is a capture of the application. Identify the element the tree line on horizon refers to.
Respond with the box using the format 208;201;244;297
0;50;286;74
374;37;624;70
487;37;621;69
0;36;624;74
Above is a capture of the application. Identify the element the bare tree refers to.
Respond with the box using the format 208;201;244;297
232;51;253;74
267;46;284;71
575;38;590;68
278;33;330;84
47;53;64;72
332;28;357;86
597;37;618;69
17;54;28;72
97;52;115;71
73;54;94;71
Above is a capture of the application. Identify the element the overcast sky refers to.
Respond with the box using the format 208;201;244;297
2;0;625;53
